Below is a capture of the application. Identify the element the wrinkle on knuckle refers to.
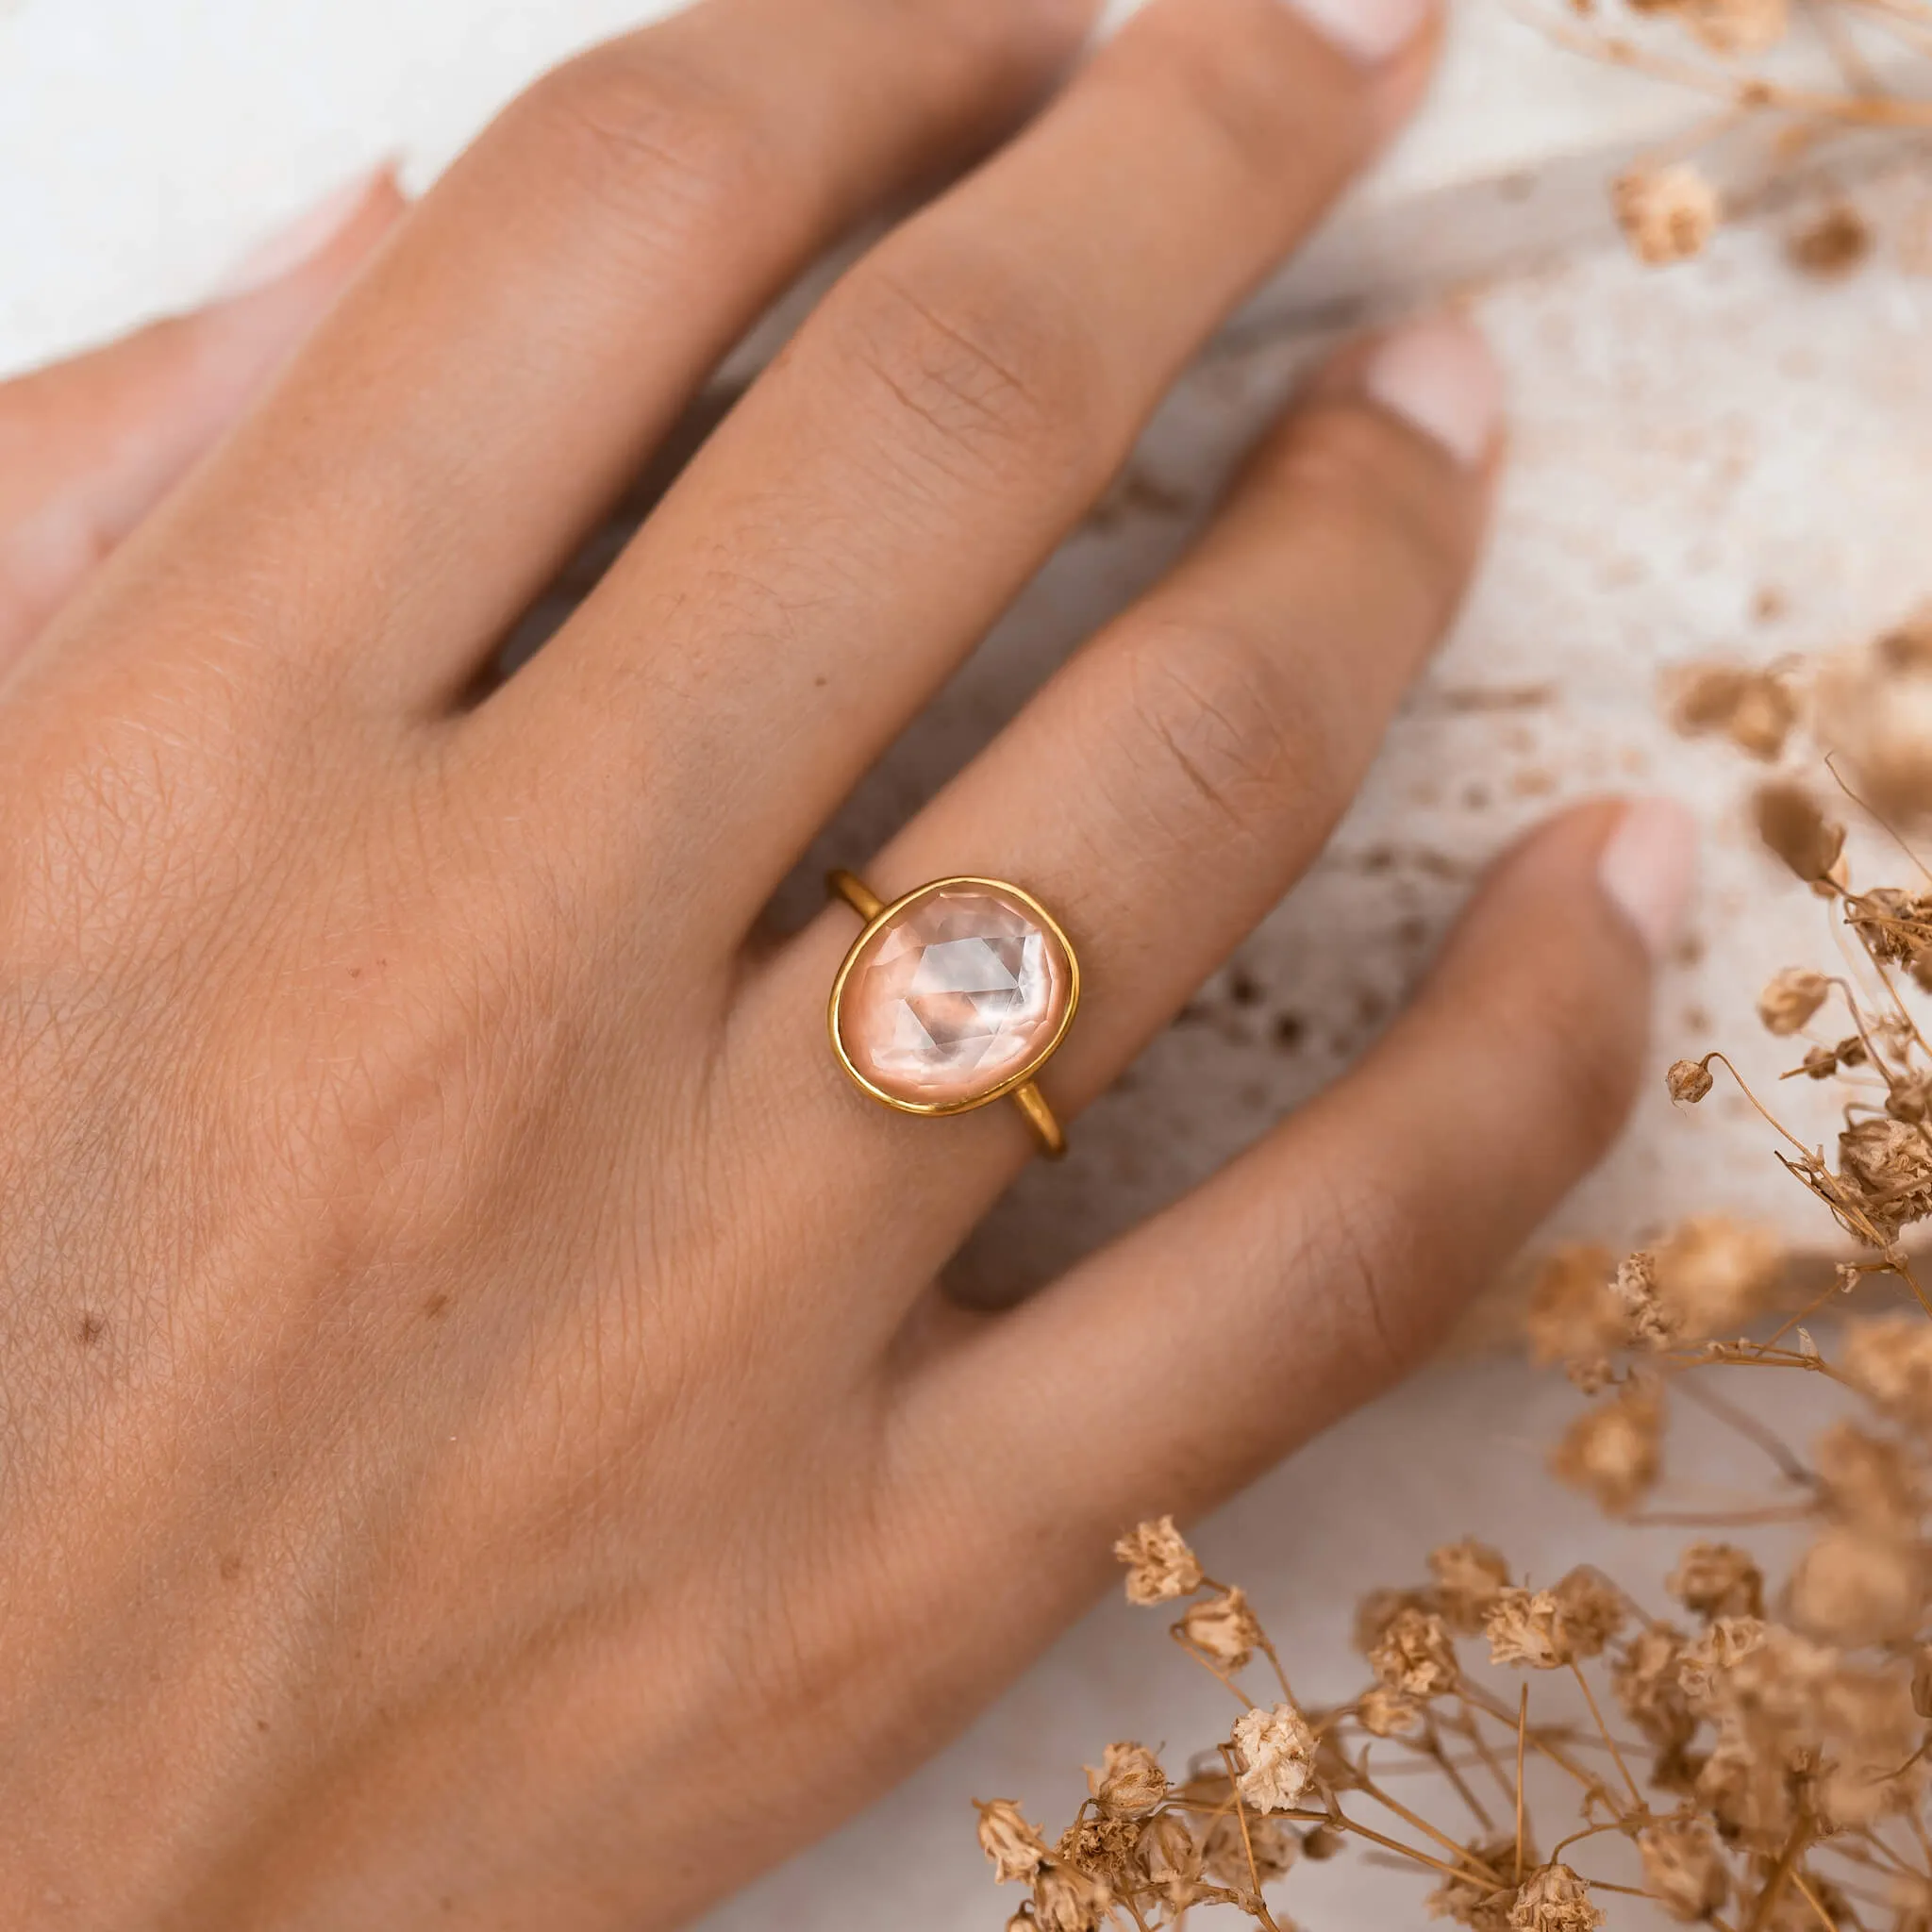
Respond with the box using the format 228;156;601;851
1113;618;1316;854
513;45;775;253
827;258;1108;493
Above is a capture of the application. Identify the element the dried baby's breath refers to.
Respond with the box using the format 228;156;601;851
976;613;1932;1926
1615;162;1722;264
1114;1517;1202;1606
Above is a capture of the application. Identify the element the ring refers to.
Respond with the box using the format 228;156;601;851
825;870;1079;1160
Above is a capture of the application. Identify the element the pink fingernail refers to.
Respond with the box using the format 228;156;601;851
1362;314;1504;468
213;162;393;299
1274;0;1435;64
1598;798;1700;964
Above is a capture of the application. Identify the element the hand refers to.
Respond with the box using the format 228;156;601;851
0;0;1693;1924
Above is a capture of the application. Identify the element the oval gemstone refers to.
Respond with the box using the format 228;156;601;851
838;883;1072;1108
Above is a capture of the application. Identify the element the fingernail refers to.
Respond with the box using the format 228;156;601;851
213;162;393;299
1274;0;1434;64
1362;314;1504;468
1598;798;1699;964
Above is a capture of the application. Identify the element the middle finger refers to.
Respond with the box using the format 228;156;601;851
484;0;1438;941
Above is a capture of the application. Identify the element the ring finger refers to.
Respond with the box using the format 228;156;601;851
736;314;1502;1284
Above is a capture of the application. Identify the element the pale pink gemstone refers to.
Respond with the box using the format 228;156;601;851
839;884;1072;1107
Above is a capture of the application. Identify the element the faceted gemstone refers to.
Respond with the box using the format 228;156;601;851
838;883;1072;1107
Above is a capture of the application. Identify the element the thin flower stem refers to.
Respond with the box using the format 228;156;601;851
1673;1374;1815;1485
1790;1870;1841;1932
1168;1624;1256;1711
1628;1506;1818;1527
1514;1686;1528;1885
1569;1663;1645;1812
1216;1746;1285;1932
1323;1812;1511;1890
1747;1824;1811;1932
1355;1768;1507;1883
1422;1724;1496;1833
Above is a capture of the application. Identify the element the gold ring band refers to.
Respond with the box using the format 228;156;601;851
825;869;1076;1160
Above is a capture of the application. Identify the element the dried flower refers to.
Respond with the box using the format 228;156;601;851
1756;966;1830;1036
1424;1839;1519;1931
1134;1811;1201;1908
1182;1588;1262;1670
1676;1615;1770;1710
1651;1217;1782;1339
1815;1419;1923;1534
1614;1624;1696;1761
1231;1701;1317;1813
1354;1585;1436;1657
1369;1605;1459;1698
1200;1808;1295;1888
1550;1567;1625;1661
1615;163;1720;265
1030;1863;1111;1932
1635;0;1790;53
1612;1250;1673;1348
1754;780;1845;884
1819;617;1932;824
1670;660;1797;759
1837;1119;1932;1241
1507;1862;1602;1932
1087;1741;1168;1821
1114;1516;1202;1606
1552;1383;1663;1516
1428;1539;1511;1633
978;1800;1052;1884
1840;1315;1932;1430
1667;1541;1763;1622
1524;1245;1624;1364
1486;1587;1565;1670
1638;1818;1730;1921
1790;1524;1922;1645
1357;1686;1424;1736
1665;1057;1713;1104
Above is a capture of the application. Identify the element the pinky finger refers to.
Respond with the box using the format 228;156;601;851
896;797;1695;1593
0;164;404;668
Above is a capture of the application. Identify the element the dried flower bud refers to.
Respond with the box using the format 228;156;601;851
1113;1517;1202;1606
1357;1686;1424;1737
1638;1818;1730;1922
1646;0;1790;52
1754;781;1845;885
1615;163;1720;266
1842;1315;1932;1431
1667;1541;1764;1622
1369;1606;1459;1699
1087;1741;1167;1821
1200;1810;1294;1888
1135;1811;1201;1907
1487;1587;1565;1670
1508;1862;1603;1931
1665;1058;1713;1105
1756;967;1830;1036
1428;1539;1511;1633
1231;1700;1318;1813
1005;1913;1035;1932
1552;1384;1663;1518
1181;1588;1261;1670
1888;1069;1932;1124
1676;1616;1769;1709
1353;1586;1436;1657
978;1800;1052;1884
1300;1824;1343;1860
1799;1042;1840;1079
1030;1864;1111;1932
1524;1244;1624;1365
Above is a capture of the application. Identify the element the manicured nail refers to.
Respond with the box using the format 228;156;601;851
1274;0;1434;64
214;162;393;299
1598;798;1699;964
1362;314;1504;468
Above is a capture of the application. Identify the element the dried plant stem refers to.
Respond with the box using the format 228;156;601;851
1790;1869;1842;1931
1513;1685;1528;1885
1672;1372;1816;1484
1215;1747;1285;1932
1355;1768;1507;1883
1418;1724;1495;1832
1569;1662;1646;1812
1747;1824;1812;1932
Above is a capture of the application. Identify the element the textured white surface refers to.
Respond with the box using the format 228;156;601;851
6;2;1931;1927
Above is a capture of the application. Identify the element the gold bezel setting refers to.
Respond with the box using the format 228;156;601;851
825;873;1079;1154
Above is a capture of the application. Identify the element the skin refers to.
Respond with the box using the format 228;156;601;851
0;0;1665;1924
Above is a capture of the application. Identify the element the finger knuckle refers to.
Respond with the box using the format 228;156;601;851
1268;408;1470;615
513;43;773;247
1112;616;1319;855
825;255;1112;493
